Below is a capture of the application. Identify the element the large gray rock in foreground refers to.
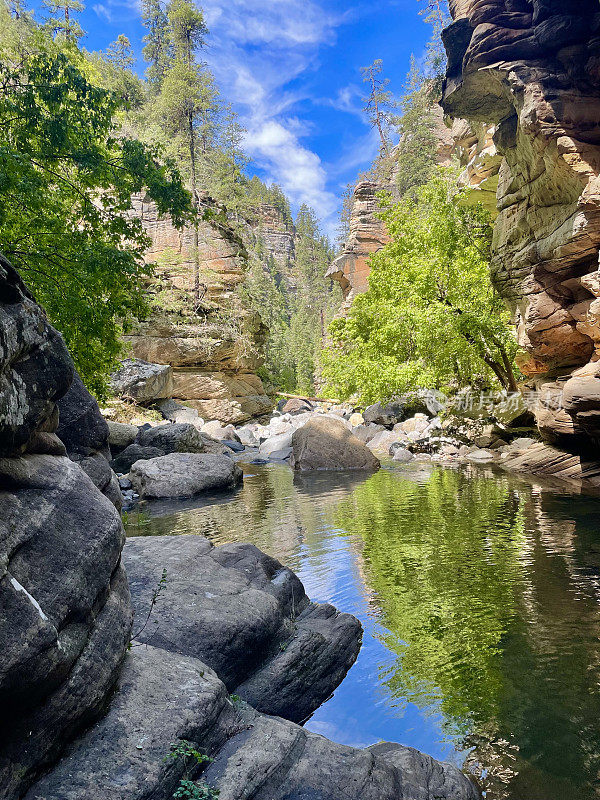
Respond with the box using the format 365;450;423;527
129;453;242;498
25;644;479;800
56;372;121;508
110;357;173;403
0;254;132;800
123;534;361;722
291;416;381;472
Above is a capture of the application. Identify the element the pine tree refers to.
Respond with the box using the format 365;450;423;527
158;0;208;301
106;34;135;70
360;59;398;158
43;0;84;41
141;0;171;89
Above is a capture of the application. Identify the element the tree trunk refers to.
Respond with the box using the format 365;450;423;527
188;109;200;303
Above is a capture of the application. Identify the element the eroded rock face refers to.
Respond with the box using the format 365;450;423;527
125;195;272;423
0;254;132;800
326;181;390;311
442;0;600;445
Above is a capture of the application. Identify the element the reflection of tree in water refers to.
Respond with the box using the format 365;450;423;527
334;469;600;800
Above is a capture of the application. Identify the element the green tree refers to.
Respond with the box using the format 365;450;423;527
322;170;518;404
394;58;439;198
42;0;84;41
155;0;208;301
106;33;134;69
0;6;191;394
360;59;398;158
141;0;171;89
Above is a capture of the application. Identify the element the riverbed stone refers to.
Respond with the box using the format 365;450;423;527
111;443;165;473
291;417;381;471
123;534;361;722
129;453;242;498
106;421;139;453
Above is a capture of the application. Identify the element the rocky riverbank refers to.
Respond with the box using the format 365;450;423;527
0;254;480;799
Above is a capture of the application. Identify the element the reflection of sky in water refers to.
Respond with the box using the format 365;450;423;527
125;460;600;799
294;521;457;763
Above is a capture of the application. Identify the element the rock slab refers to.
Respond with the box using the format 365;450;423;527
129;453;242;498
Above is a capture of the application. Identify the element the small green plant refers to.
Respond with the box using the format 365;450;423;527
173;780;218;800
165;741;218;800
228;693;241;703
129;568;167;648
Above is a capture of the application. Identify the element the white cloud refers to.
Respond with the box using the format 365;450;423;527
93;3;113;22
199;0;347;238
244;120;337;223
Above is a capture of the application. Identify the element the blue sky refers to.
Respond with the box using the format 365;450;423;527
39;0;434;238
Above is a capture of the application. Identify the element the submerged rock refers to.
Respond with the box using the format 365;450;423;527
129;453;242;498
291;417;381;472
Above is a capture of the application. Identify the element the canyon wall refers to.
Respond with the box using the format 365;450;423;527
327;105;497;310
442;0;600;447
124;194;272;424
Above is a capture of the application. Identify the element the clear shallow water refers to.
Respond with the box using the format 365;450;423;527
124;460;600;800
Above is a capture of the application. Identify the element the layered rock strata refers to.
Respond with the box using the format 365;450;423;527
327;106;497;310
0;254;132;799
125;194;272;423
442;0;600;448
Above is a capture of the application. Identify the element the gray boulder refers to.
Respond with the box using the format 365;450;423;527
110;358;172;403
157;398;202;425
25;644;480;800
0;455;132;799
111;443;165;474
393;448;415;463
129;453;242;498
291;417;381;472
281;397;313;415
106;420;139;453
259;431;294;457
123;535;361;722
137;422;212;453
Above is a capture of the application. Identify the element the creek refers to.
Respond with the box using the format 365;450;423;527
125;459;600;800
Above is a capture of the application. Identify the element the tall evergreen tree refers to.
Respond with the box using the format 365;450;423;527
141;0;171;89
360;59;397;158
42;0;84;41
157;0;208;300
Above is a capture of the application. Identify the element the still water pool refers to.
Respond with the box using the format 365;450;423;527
124;459;600;800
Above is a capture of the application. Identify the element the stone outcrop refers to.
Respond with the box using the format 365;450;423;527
326;180;390;310
248;203;296;270
123;194;272;423
25;535;479;800
0;254;132;799
25;644;479;800
442;0;600;450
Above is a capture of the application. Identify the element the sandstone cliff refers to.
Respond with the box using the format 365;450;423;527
124;193;272;424
442;0;600;447
327;105;496;310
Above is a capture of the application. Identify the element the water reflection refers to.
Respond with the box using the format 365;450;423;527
124;461;600;800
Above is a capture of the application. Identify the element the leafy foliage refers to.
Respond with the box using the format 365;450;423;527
0;7;192;394
322;170;518;404
166;741;218;800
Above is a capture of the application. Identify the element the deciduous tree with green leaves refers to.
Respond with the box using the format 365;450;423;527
0;6;191;395
322;170;518;404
